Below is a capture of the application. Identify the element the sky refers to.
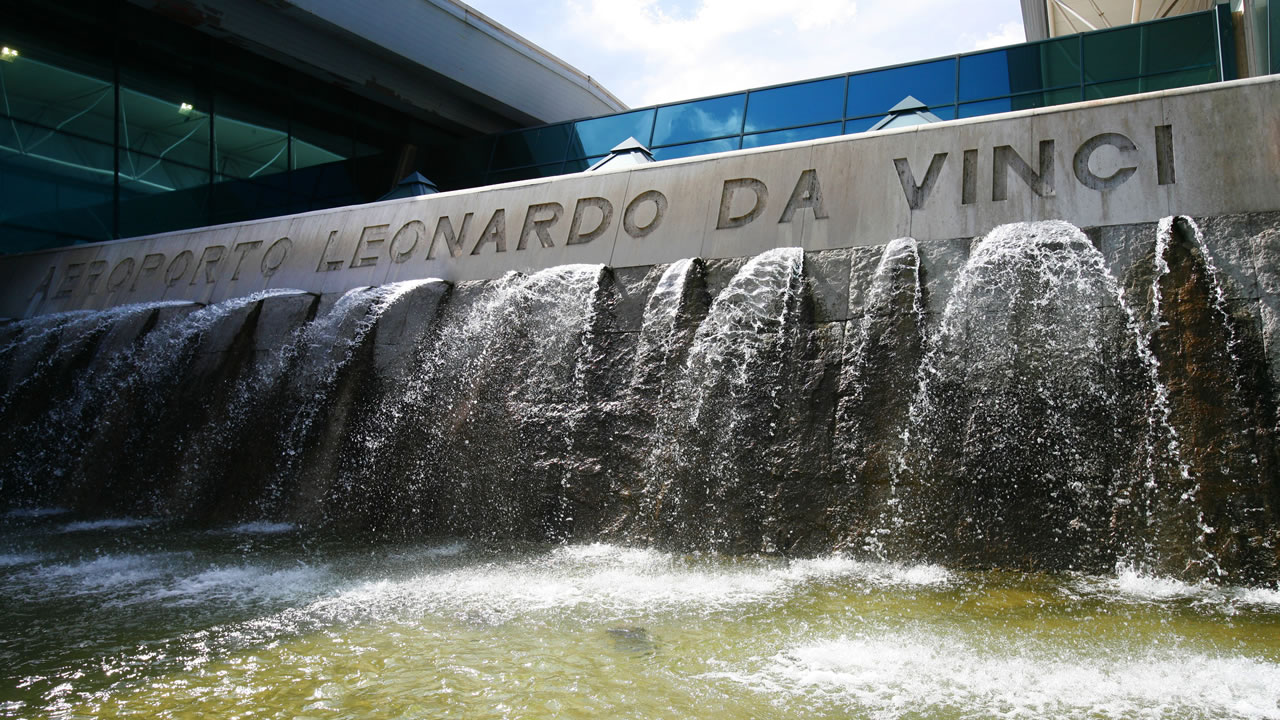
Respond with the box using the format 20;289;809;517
467;0;1027;108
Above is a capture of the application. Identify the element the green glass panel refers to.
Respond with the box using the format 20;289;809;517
1143;13;1216;74
214;105;288;182
1270;0;1279;73
568;110;655;159
1084;78;1141;100
119;85;210;193
1141;66;1219;91
491;123;571;170
1083;26;1141;83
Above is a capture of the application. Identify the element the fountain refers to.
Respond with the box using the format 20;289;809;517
0;216;1277;718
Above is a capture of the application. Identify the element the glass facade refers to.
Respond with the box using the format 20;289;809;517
444;10;1227;190
1;0;449;252
0;5;1243;254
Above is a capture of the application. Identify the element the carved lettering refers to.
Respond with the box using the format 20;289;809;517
231;241;263;281
165;250;193;288
106;258;134;292
717;178;768;229
389;221;424;263
350;224;388;268
1073;133;1138;192
471;208;507;255
132;253;165;291
316;230;345;272
430;214;473;259
623;190;667;238
191;245;227;285
566;197;613;245
962;149;979;206
1155;124;1176;185
518;202;563;250
84;260;108;294
30;265;54;301
54;263;84;299
779;169;828;223
261;237;290;277
993;140;1055;201
894;153;948;210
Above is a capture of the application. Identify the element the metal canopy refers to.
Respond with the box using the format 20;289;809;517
1026;0;1215;39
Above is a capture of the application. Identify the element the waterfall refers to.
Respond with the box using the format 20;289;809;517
885;222;1167;572
642;247;813;552
0;217;1274;584
830;238;926;553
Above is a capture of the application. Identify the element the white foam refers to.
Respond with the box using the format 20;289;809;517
57;517;154;533
33;554;166;592
728;631;1280;720
221;521;296;535
0;552;42;567
140;564;330;606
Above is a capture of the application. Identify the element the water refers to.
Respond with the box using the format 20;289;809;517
1;218;1278;717
0;514;1276;719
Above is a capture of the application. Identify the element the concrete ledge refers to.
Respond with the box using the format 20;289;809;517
2;76;1277;319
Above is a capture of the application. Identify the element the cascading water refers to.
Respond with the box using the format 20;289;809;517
335;265;609;540
1;217;1278;719
640;247;817;552
885;222;1178;572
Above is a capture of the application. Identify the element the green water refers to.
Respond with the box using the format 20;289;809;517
1;512;1277;720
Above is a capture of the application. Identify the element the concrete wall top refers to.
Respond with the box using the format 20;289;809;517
3;76;1278;319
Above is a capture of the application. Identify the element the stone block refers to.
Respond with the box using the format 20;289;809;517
804;249;851;325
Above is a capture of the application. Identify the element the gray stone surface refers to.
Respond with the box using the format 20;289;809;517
5;76;1278;319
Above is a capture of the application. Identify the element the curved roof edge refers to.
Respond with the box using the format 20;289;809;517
127;0;627;133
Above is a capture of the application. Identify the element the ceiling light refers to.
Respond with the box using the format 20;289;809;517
1;47;18;62
178;102;194;115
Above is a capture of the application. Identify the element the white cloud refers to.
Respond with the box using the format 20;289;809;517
470;0;1024;107
971;20;1028;50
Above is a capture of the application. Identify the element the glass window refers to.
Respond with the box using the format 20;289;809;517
651;138;738;161
567;109;655;159
214;98;288;182
1083;78;1141;100
958;38;1080;101
1140;66;1219;91
490;123;571;170
1143;13;1217;74
652;94;745;146
1271;0;1279;73
744;78;844;133
119;84;210;194
843;116;881;134
741;122;842;149
488;162;565;185
846;58;956;118
0;51;116;246
1083;26;1141;83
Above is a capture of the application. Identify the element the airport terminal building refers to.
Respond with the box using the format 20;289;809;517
1;0;1276;254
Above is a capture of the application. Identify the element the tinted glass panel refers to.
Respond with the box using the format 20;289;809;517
741;122;842;149
1141;66;1218;90
651;138;738;161
744;78;844;133
491;123;570;170
843;116;881;134
489;162;565;185
1083;78;1141;100
568;109;655;159
846;59;956;118
1144;13;1217;73
652;94;745;146
1272;0;1279;73
1083;26;1141;83
958;38;1080;101
214;98;288;182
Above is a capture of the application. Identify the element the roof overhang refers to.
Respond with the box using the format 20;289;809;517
127;0;627;135
1024;0;1215;40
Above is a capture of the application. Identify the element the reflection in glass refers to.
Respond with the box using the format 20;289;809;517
0;54;116;246
119;86;210;193
742;122;842;149
568;109;654;159
846;59;956;118
1144;13;1217;73
215;114;287;182
959;38;1080;101
652;94;744;146
744;78;844;133
651;138;738;160
1083;26;1141;83
491;123;570;170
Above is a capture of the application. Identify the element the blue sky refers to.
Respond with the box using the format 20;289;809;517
467;0;1027;107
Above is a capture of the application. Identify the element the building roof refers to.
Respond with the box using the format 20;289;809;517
1022;0;1215;40
127;0;627;134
